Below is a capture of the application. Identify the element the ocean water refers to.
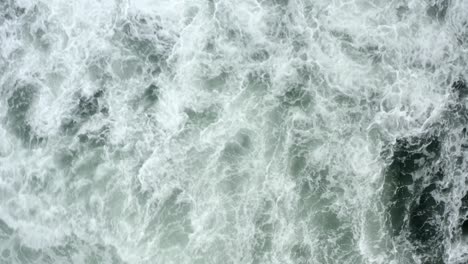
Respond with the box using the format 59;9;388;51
1;0;468;263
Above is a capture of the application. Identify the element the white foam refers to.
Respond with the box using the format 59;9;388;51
1;0;468;263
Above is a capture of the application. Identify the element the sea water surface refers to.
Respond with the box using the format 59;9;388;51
1;0;468;263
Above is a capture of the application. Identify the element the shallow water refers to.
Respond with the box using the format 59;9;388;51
1;0;468;263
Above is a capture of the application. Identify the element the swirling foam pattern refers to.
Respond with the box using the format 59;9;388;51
1;0;468;263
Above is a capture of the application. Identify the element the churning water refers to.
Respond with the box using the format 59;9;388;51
1;0;468;263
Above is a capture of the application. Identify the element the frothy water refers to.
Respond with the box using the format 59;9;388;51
1;0;468;263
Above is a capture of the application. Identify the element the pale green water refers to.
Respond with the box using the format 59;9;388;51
1;0;468;263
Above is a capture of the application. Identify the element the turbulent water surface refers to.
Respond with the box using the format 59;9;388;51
1;0;468;263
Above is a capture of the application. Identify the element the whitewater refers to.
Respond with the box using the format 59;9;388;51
1;0;468;263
